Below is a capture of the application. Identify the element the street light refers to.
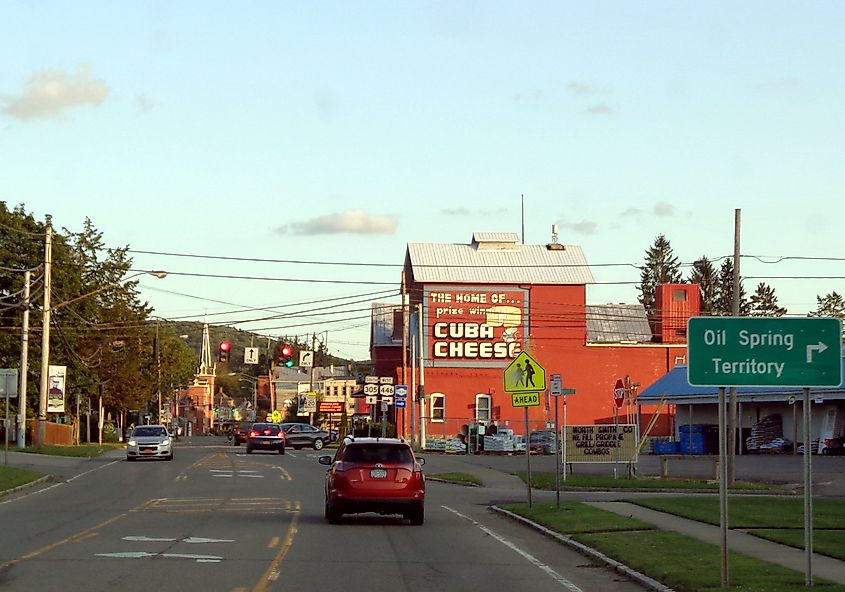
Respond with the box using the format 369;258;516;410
36;269;168;446
228;372;258;415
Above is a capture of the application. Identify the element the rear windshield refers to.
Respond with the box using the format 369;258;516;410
342;445;413;464
133;426;167;437
253;424;280;435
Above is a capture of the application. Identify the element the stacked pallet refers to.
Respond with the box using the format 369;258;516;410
746;414;784;452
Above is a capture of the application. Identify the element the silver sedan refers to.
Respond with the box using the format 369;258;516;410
126;424;174;461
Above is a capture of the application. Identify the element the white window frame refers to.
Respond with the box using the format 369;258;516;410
475;393;492;423
430;393;446;422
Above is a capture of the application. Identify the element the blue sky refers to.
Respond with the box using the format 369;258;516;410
2;2;843;360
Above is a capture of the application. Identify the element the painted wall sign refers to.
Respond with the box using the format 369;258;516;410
424;286;528;368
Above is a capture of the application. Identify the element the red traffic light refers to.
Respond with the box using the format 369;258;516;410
281;344;292;357
220;341;231;352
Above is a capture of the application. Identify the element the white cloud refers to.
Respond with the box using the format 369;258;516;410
566;82;600;96
136;95;154;113
441;208;470;216
1;65;109;120
557;220;598;235
654;201;675;217
621;207;643;217
582;103;615;116
276;209;398;236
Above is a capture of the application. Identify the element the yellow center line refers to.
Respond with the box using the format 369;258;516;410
252;511;300;592
0;498;155;571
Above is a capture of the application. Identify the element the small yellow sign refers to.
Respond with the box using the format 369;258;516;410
271;410;282;423
503;351;546;393
511;392;541;407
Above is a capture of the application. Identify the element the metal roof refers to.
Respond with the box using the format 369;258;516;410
638;361;845;405
586;304;653;344
371;302;402;347
407;233;595;285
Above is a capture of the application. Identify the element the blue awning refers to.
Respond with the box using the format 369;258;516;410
638;358;845;405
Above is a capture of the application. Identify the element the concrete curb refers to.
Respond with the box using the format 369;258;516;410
490;505;675;592
0;474;51;498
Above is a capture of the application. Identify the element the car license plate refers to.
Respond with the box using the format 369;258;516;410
370;468;387;479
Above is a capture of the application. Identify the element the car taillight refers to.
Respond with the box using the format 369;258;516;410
249;431;259;437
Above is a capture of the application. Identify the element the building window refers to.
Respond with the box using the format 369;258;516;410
430;394;445;422
673;289;687;301
392;308;404;341
476;394;492;422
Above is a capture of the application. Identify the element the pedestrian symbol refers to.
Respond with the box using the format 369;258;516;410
504;352;546;393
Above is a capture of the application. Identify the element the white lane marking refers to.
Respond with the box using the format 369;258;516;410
122;536;235;544
96;552;222;562
1;460;121;505
443;506;584;592
212;474;232;478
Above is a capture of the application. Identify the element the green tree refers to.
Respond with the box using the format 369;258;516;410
748;282;787;317
714;258;749;315
810;292;845;319
638;234;682;319
688;256;718;315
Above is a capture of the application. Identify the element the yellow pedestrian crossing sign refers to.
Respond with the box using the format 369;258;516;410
503;351;546;393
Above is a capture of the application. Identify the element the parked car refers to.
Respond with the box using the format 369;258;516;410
528;430;557;455
318;437;425;524
232;421;252;445
279;422;331;450
821;437;844;455
126;424;173;461
246;423;286;455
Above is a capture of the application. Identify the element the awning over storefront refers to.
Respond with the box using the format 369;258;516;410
639;358;845;406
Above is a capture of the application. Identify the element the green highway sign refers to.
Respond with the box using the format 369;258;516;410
688;317;842;387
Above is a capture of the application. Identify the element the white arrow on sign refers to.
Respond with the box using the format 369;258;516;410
806;342;828;363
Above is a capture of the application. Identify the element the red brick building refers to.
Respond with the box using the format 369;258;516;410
371;232;696;445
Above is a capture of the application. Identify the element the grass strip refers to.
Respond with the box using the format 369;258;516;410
427;472;483;486
632;496;845;529
517;471;783;492
745;529;845;562
22;443;123;457
0;466;45;494
504;501;845;591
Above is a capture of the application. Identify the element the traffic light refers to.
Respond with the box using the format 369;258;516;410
218;341;231;363
279;343;294;367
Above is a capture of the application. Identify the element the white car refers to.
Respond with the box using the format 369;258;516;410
126;424;174;461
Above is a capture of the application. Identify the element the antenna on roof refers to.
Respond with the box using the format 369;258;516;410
551;224;559;244
521;194;525;243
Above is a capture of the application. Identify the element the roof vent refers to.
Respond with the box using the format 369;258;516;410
547;224;565;250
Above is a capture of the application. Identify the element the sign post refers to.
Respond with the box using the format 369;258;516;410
613;378;624;479
688;316;842;588
504;352;546;508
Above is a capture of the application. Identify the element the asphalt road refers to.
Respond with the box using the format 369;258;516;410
0;439;647;592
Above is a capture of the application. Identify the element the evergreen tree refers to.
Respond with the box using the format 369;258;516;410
688;256;718;315
714;258;749;315
638;234;682;319
810;292;845;319
749;282;787;317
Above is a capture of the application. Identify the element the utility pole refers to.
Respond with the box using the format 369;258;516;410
729;208;741;484
37;216;53;447
417;302;426;449
17;271;30;448
401;270;408;438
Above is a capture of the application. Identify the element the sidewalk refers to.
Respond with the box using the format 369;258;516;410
431;453;845;587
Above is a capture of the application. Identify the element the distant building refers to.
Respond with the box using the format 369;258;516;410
371;232;696;446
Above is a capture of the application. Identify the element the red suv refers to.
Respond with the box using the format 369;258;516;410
318;438;426;525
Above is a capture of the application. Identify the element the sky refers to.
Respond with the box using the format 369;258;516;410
2;1;844;361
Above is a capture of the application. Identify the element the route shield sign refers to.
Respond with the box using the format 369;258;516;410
503;352;546;393
688;317;842;387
